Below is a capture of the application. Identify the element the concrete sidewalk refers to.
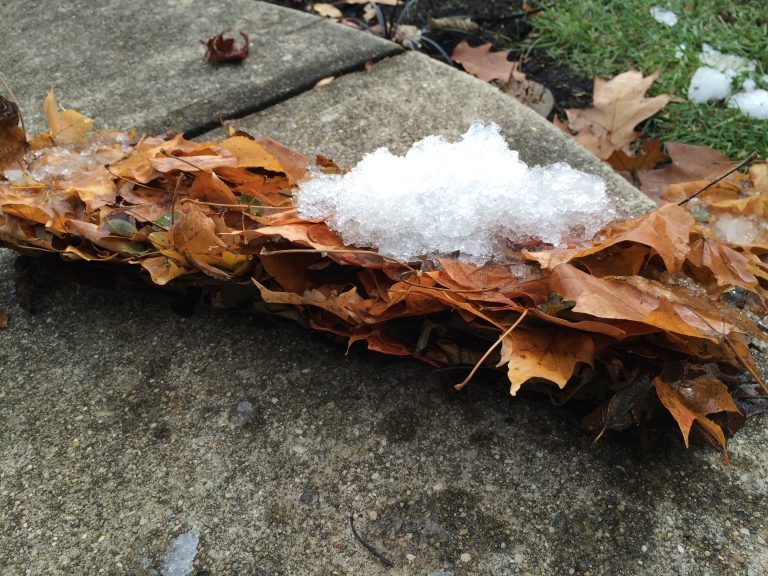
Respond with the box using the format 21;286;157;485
1;1;766;575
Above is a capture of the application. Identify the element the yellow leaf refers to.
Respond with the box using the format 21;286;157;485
43;89;93;145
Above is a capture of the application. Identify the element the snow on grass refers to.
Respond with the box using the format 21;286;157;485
162;529;200;576
297;123;614;264
649;7;677;27
688;67;731;104
687;44;767;120
728;90;768;120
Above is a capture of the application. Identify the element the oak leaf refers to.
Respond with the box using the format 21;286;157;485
564;70;671;159
451;41;515;83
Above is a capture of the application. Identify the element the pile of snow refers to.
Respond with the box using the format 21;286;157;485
297;123;614;264
687;44;768;119
162;529;200;576
650;7;677;27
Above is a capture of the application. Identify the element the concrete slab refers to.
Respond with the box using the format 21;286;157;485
1;248;767;575
224;51;656;218
0;1;400;136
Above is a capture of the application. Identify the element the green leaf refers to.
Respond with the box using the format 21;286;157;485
238;194;264;215
118;243;153;256
107;219;138;238
537;292;576;316
154;211;183;230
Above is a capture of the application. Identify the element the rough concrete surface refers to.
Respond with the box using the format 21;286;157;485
1;248;767;576
228;51;656;219
0;1;400;135
2;1;767;574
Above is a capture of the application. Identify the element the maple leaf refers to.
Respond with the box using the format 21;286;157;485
451;41;515;83
0;95;27;171
564;70;671;159
500;325;595;396
205;31;249;63
653;370;741;459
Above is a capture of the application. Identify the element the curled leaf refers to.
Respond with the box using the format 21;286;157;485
205;31;249;63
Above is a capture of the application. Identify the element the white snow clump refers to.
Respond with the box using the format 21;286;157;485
687;44;767;119
688;67;732;103
297;123;614;264
728;90;768;120
650;6;678;26
162;529;200;576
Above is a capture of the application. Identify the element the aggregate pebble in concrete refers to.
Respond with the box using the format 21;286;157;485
1;249;767;575
0;0;400;135
227;51;656;219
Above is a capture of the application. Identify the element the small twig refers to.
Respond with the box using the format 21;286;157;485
678;151;759;206
349;514;394;568
170;175;182;227
455;309;529;390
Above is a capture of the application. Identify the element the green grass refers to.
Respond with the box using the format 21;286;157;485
522;0;768;159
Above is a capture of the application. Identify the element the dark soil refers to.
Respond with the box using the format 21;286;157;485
267;0;594;113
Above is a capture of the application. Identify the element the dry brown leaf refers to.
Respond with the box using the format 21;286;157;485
654;373;740;451
313;3;343;18
500;326;595;395
687;237;758;294
607;139;666;172
638;142;734;200
526;203;695;275
43;89;93;145
748;163;768;194
451;41;514;83
140;256;187;285
564;71;671;159
0;96;27;171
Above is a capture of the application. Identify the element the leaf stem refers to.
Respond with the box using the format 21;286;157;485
455;309;529;390
678;151;759;206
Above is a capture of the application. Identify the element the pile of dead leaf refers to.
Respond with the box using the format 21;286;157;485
2;92;768;464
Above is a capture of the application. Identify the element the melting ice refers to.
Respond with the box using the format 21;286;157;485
297;123;614;264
